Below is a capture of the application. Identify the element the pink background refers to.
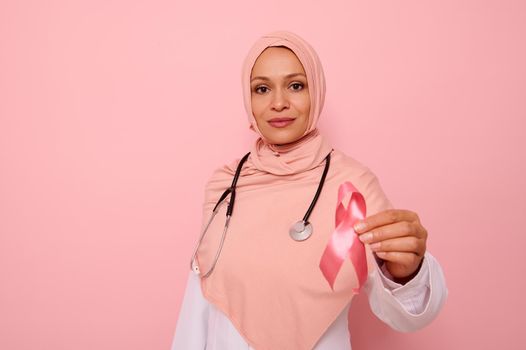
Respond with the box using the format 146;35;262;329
1;0;525;349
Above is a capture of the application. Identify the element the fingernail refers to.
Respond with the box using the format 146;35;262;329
359;232;373;243
354;221;366;232
369;242;381;251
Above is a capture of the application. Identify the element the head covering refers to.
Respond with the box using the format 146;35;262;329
241;31;326;141
195;31;393;349
242;30;333;175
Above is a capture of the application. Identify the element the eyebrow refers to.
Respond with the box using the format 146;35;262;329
250;72;306;82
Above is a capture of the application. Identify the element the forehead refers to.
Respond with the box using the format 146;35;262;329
251;47;306;77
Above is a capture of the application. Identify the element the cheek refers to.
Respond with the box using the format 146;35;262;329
251;97;265;121
297;95;310;131
295;94;310;116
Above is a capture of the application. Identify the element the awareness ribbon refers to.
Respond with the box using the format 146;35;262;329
319;181;367;292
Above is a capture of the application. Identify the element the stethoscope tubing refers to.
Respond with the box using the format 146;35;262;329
190;151;332;277
190;152;250;277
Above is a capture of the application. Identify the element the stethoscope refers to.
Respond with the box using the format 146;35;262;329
190;151;332;278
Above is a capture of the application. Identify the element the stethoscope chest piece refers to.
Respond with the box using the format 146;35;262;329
289;220;313;241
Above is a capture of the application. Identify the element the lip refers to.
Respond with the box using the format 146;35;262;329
268;116;296;128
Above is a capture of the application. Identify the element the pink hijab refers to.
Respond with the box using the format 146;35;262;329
195;31;392;349
242;30;333;176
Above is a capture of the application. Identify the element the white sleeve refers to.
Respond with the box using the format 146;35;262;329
364;251;448;332
171;271;209;350
376;254;430;315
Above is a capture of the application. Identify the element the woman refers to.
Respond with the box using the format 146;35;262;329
172;31;447;350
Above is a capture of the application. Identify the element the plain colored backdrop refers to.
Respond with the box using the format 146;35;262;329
1;0;525;349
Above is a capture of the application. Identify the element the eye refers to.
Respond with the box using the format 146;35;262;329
254;85;269;94
290;82;304;91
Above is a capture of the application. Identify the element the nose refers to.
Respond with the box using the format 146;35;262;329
271;89;290;111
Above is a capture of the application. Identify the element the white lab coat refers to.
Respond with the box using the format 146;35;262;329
171;251;447;349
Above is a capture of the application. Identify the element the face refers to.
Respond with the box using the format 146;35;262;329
250;47;310;145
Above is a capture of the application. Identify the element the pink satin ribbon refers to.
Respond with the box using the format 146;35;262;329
319;182;367;292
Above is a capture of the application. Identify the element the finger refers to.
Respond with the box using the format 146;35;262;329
375;251;421;266
354;209;419;233
369;237;426;256
358;220;425;244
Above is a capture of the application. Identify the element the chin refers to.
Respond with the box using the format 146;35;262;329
257;121;309;145
264;132;304;145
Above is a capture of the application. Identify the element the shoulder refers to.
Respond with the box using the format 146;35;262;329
330;149;393;213
201;155;247;207
330;148;380;181
206;154;247;185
